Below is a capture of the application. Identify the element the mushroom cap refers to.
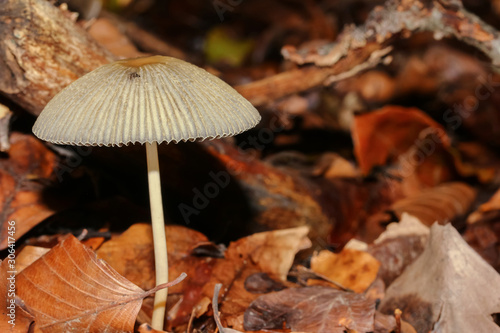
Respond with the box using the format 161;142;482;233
32;56;261;146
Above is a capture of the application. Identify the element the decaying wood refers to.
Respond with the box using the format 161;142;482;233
283;0;500;67
238;0;500;107
0;0;114;115
235;43;389;107
2;0;498;113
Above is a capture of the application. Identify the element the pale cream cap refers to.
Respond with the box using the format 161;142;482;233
33;56;261;146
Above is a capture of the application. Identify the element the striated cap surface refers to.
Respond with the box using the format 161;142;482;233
33;55;261;146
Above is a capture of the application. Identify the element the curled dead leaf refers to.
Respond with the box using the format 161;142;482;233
96;223;212;328
468;188;500;225
17;235;185;333
390;182;477;226
0;259;34;332
0;133;60;250
203;226;311;331
369;214;429;286
352;106;449;175
310;249;380;293
244;286;375;333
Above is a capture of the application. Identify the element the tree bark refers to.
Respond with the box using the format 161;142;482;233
0;0;114;115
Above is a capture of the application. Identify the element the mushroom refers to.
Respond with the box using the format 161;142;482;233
32;55;261;329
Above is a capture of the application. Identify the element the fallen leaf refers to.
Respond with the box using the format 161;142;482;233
310;152;361;179
390;182;477;226
203;226;311;331
288;265;350;291
213;284;244;333
352;106;450;175
453;142;500;184
96;223;212;328
244;286;375;333
369;213;429;286
310;249;380;293
15;245;50;273
17;235;183;333
373;213;430;245
97;223;208;291
374;311;396;333
244;272;286;294
0;260;34;332
0;133;59;249
463;189;500;270
204;141;331;244
468;187;500;224
379;224;500;332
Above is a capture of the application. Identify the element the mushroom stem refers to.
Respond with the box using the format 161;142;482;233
146;141;169;329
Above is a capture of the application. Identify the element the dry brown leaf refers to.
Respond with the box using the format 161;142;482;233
96;223;211;328
311;152;360;179
380;224;500;332
0;133;59;249
390;182;477;226
213;284;244;333
369;214;429;286
15;245;49;273
453;142;500;184
203;226;311;331
0;259;34;332
463;189;500;270
309;249;380;293
97;223;208;291
17;235;182;333
468;188;500;224
244;286;375;333
352;106;450;175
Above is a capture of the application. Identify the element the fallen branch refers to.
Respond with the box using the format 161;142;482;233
237;0;500;107
0;0;114;115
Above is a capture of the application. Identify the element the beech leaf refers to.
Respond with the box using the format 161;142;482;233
244;286;375;333
17;235;185;333
0;260;34;332
352;106;449;175
368;213;429;286
390;182;477;226
0;133;59;250
310;248;380;293
380;224;500;332
203;226;311;330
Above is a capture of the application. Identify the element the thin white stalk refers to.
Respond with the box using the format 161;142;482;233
146;141;169;329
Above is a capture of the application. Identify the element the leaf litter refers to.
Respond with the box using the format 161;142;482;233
2;0;500;332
